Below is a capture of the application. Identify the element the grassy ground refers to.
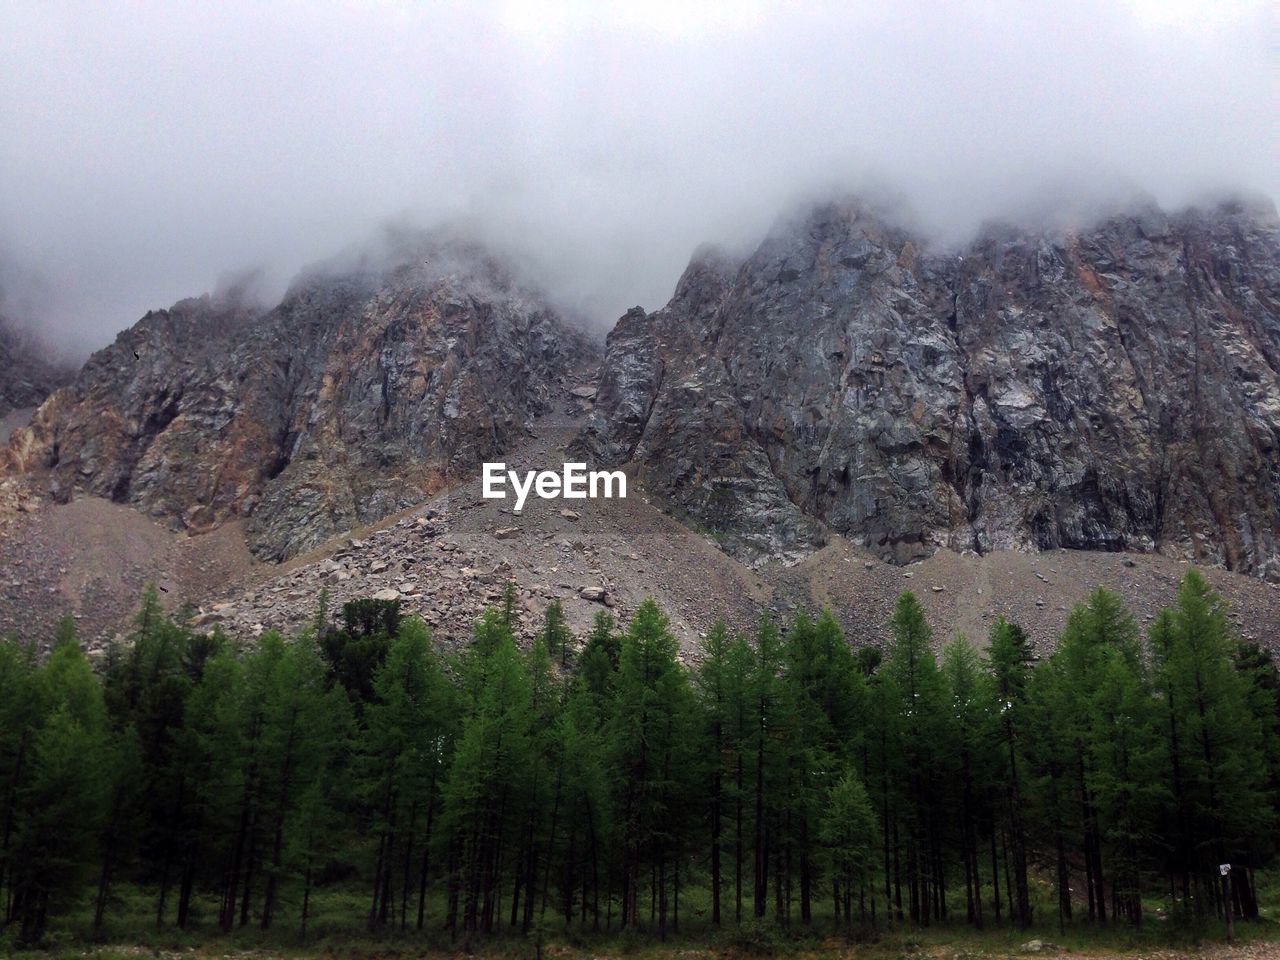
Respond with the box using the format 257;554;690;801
9;928;1280;960
7;878;1277;959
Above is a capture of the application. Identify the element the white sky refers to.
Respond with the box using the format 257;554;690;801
1;0;1276;352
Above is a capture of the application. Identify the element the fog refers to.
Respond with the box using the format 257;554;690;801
1;0;1275;354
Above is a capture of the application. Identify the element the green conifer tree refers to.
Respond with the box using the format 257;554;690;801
821;767;877;939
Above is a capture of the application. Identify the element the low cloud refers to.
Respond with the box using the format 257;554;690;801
1;1;1274;353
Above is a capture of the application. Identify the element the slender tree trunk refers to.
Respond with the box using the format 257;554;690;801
735;754;744;923
368;827;388;932
990;827;1002;923
674;850;680;932
176;851;196;929
754;720;767;917
1056;830;1071;931
399;800;417;930
657;843;667;941
800;816;811;923
0;730;29;908
417;793;436;929
94;780;129;933
540;758;563;918
1004;713;1031;928
222;760;258;932
711;763;722;924
262;715;300;931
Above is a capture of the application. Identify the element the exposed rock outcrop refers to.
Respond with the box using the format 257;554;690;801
5;236;595;560
576;197;1280;578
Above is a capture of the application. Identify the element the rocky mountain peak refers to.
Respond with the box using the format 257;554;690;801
577;197;1280;579
5;233;596;561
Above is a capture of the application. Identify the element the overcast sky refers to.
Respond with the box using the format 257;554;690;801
1;0;1276;354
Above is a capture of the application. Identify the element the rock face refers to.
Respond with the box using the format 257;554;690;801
576;197;1280;578
0;313;72;419
5;236;594;560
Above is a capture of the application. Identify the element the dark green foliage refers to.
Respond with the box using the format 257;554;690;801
360;618;450;932
609;598;698;937
821;767;877;939
579;610;620;712
986;616;1034;928
319;598;402;704
1;571;1276;948
540;599;574;669
2;626;110;942
1155;572;1272;921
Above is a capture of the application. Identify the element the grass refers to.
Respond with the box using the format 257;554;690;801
5;877;1277;959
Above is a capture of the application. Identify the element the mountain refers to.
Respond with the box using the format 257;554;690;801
2;202;1279;653
576;197;1280;579
0;312;72;423
10;389;1280;660
4;236;595;560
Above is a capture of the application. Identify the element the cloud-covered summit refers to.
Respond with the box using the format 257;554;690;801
2;1;1274;354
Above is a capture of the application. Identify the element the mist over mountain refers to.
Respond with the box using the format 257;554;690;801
5;233;593;560
0;261;75;421
2;1;1275;354
0;317;72;422
578;194;1280;579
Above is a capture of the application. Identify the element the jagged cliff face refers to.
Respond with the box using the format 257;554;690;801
577;199;1280;579
6;240;594;560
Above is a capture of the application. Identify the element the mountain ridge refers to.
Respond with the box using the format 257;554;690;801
577;196;1280;579
4;197;1279;593
4;234;596;560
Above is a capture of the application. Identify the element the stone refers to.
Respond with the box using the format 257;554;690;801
574;197;1280;578
494;527;520;540
372;588;400;602
4;237;594;562
579;586;607;602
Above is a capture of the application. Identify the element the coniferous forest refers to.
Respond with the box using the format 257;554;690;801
0;570;1277;951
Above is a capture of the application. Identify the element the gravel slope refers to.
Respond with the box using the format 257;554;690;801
3;399;1278;659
